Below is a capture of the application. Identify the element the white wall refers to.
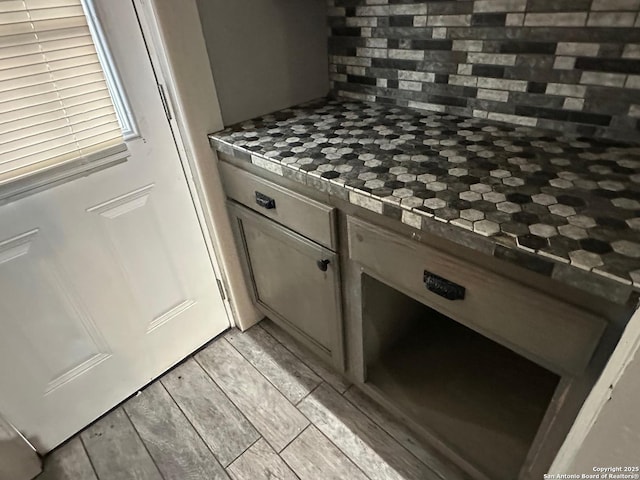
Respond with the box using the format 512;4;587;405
551;307;640;474
568;346;640;471
196;0;329;126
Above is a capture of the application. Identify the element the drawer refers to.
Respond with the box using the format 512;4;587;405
219;161;337;250
347;215;606;376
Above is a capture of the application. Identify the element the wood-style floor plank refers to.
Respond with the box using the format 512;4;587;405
259;320;351;393
298;383;440;480
281;425;368;480
226;325;322;404
196;338;309;452
37;438;97;480
124;382;229;480
344;386;473;480
227;438;297;480
161;358;259;467
80;408;162;480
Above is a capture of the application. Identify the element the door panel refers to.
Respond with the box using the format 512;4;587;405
0;228;111;394
0;0;229;451
87;184;195;331
229;203;343;368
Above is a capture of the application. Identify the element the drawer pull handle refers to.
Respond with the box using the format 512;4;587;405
423;271;465;301
255;191;276;210
317;259;330;272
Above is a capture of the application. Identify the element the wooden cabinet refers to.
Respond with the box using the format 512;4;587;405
216;153;619;480
347;216;606;377
222;165;344;369
346;215;609;480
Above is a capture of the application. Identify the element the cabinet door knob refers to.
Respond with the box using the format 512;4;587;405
316;259;330;271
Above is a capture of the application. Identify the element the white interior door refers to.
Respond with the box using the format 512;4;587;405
0;0;230;452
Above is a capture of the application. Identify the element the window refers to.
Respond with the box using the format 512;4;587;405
0;0;129;187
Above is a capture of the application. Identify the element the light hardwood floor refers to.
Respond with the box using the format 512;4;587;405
37;320;470;480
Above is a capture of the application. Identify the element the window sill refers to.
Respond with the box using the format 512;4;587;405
0;146;130;206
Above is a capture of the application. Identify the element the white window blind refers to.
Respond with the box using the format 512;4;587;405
0;0;126;185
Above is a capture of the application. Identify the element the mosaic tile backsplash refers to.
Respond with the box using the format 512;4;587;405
328;0;640;141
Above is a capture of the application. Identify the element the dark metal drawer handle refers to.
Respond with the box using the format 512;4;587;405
423;271;465;301
255;191;276;210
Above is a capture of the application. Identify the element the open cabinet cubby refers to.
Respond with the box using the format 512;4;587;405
362;274;560;480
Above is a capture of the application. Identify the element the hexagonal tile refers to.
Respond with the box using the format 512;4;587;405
397;173;417;183
434;207;460;220
502;222;529;237
521;164;542;173
460;209;485;221
529;223;558;238
364;179;385;189
401;197;424;208
414;172;437;183
567;215;597;228
496;201;521;214
470;183;492;193
517;233;548;251
335;164;353;173
449;168;468;177
363;159;382;167
548;204;576;217
358;172;377;181
423;198;447;210
513;211;540;225
569;250;604;270
597;180;625;191
459;191;482;202
389;166;408;175
627;218;640;231
595;217;627;230
392;188;414;198
612;198;640;210
426;182;447;192
612;240;640;258
531;194;557;206
482;192;507;203
558;224;589;240
579;238;613;254
573;179;598;190
490;169;511;178
451;218;473;231
549;178;573;189
473;219;500;236
557;195;585;207
502;177;525;187
506;193;532;204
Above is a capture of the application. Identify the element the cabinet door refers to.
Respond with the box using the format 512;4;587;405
229;203;343;368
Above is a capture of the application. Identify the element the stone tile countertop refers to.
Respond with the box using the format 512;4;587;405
209;98;640;305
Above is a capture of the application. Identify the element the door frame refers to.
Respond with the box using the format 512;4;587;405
0;415;41;480
550;306;640;471
130;0;261;330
